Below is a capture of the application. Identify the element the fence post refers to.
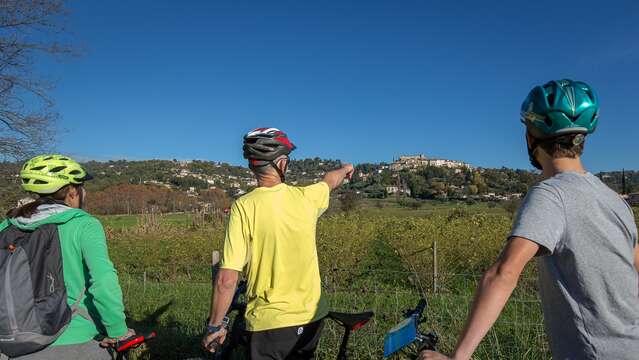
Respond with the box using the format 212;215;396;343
432;240;438;293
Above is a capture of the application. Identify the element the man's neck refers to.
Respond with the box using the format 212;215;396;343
257;176;282;188
542;157;586;179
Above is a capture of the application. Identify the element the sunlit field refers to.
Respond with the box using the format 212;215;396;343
105;201;559;359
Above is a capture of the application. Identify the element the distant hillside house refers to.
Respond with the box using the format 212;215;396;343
386;185;411;196
391;154;472;171
628;193;639;206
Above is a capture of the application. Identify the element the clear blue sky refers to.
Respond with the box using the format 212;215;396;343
43;0;639;171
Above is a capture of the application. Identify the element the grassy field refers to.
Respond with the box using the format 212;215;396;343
99;198;510;229
100;212;194;230
0;192;632;358
102;201;555;359
354;198;510;218
120;278;546;359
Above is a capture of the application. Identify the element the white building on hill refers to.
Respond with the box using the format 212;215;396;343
391;154;472;171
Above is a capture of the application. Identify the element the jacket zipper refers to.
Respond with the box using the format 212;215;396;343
4;250;18;332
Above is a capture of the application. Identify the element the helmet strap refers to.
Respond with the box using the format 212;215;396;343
78;185;85;210
270;160;286;183
526;136;543;170
250;159;287;183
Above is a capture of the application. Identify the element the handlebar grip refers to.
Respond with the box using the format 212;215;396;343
417;341;436;352
115;331;157;352
208;339;221;352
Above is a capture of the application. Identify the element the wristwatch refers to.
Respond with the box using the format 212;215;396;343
205;317;230;334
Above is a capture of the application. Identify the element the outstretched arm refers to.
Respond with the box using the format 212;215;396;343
420;237;539;360
323;163;354;191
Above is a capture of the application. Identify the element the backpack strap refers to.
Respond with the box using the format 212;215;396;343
70;287;93;323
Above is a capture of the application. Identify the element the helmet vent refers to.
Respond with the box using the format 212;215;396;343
34;180;48;185
30;166;46;171
44;156;53;161
582;87;595;102
50;166;67;173
69;170;81;175
59;157;69;161
21;178;29;184
546;92;555;106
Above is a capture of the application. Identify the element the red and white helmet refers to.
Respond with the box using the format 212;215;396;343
243;128;296;166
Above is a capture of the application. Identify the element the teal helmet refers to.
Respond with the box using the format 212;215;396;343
520;79;599;139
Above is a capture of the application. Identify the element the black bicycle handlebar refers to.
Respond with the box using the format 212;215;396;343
413;299;427;318
403;298;427;319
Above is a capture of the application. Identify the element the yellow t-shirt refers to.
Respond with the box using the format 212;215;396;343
220;181;330;331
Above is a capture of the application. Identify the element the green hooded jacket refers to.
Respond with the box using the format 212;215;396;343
0;204;127;346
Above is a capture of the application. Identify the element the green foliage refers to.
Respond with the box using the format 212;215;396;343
106;215;225;282
108;209;522;291
502;198;523;219
111;209;546;359
168;176;208;189
598;170;639;193
360;183;387;198
2;160;636;216
287;158;342;185
339;190;361;212
397;198;423;209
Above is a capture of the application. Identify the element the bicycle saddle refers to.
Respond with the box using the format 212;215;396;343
327;311;374;330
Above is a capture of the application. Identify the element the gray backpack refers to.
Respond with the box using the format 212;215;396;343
0;224;87;357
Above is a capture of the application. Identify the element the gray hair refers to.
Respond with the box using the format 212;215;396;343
250;155;289;176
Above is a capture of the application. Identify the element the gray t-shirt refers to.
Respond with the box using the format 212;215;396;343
511;172;639;360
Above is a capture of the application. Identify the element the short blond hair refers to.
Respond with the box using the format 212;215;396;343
539;134;585;159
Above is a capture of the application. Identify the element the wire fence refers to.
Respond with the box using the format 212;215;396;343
106;213;551;358
119;267;549;359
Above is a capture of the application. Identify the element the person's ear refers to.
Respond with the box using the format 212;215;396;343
67;186;79;199
64;186;80;208
278;158;289;173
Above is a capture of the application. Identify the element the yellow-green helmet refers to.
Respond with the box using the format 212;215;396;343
20;154;93;194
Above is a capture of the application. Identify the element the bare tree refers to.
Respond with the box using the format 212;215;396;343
0;0;71;160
